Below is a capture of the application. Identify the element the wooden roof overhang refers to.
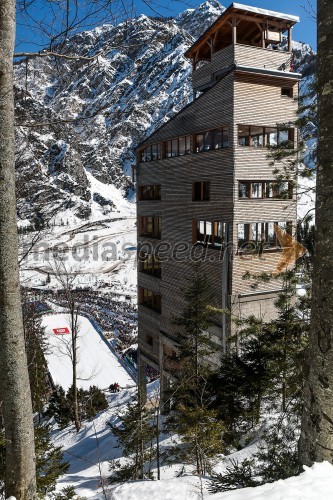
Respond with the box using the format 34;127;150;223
184;3;300;61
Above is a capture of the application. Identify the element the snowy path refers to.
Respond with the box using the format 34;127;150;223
42;314;134;391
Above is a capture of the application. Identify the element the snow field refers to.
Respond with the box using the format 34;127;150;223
42;313;134;390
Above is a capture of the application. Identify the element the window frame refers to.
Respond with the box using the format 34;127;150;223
138;184;161;201
238;180;293;200
195;126;229;153
238;125;295;148
138;216;161;239
237;221;293;253
192;181;210;202
193;220;226;249
140;143;162;163
139;252;162;278
139;287;161;314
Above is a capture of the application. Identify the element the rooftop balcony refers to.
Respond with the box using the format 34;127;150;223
192;44;294;92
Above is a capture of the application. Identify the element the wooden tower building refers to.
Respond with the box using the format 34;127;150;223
135;3;301;392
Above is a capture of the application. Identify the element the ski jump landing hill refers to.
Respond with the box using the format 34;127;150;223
42;313;134;391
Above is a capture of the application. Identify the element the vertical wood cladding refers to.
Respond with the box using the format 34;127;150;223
137;53;300;371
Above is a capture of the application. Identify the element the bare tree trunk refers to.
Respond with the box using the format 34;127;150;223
299;0;333;466
0;0;37;496
71;304;81;432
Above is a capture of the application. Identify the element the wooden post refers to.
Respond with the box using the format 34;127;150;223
210;36;214;57
261;25;265;48
232;17;237;44
288;27;292;51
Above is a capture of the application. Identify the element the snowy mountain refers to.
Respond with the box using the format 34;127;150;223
14;0;225;225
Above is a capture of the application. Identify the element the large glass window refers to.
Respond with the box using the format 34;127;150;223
193;220;226;249
237;221;293;251
265;127;278;146
193;182;210;201
251;182;262;198
139;287;161;313
166;136;192;158
238;181;293;200
250;126;264;147
196;127;229;152
139;253;162;278
138;185;161;201
238;125;295;148
238;125;250;146
139;216;161;239
140;143;162;162
239;182;249;198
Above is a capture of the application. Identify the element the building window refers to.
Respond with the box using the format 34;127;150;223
138;185;161;201
281;87;293;98
250;126;264;147
146;335;153;346
139;287;161;313
238;125;250;146
138;216;161;239
238;125;295;148
239;181;250;198
237;221;292;251
195;127;229;152
166;135;192;158
238;181;293;200
139;252;162;278
140;143;162;162
192;181;210;201
193;220;226;249
265;181;292;199
251;182;262;198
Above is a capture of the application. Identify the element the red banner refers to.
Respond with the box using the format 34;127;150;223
53;327;70;335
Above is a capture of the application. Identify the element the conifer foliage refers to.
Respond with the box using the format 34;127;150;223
0;425;69;497
22;299;50;414
108;389;156;483
165;266;225;475
47;384;108;428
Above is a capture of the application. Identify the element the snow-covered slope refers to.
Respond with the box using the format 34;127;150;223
52;382;333;499
42;313;134;390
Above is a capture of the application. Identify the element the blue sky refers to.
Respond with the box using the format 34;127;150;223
15;0;316;54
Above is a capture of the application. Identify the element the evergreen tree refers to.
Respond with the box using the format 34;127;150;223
46;386;71;429
46;385;108;428
164;266;225;475
0;425;69;497
22;299;50;414
213;271;307;436
108;389;155;483
208;459;258;493
34;425;70;496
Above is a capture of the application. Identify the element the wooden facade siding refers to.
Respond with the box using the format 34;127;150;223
192;61;213;88
234;44;291;71
234;79;298;126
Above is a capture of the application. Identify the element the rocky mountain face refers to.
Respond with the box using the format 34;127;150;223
14;0;315;226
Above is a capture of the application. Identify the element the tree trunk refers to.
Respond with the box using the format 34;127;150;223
299;0;333;466
71;308;81;432
0;0;37;496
